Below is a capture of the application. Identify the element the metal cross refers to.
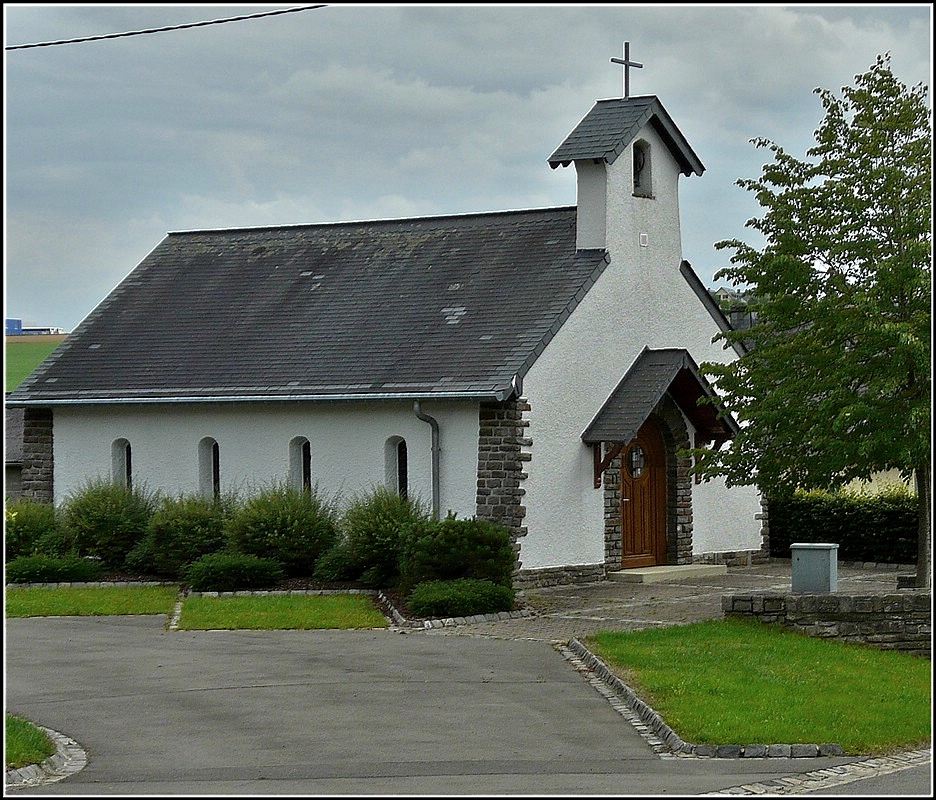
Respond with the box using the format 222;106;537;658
610;41;643;98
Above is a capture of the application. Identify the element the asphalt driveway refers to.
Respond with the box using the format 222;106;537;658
5;564;931;794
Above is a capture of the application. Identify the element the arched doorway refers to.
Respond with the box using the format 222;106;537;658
620;418;667;568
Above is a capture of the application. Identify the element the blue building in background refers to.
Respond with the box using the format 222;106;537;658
5;320;66;335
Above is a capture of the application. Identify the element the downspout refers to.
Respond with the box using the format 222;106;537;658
413;400;441;520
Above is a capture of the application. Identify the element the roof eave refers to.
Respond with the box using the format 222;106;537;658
5;388;517;407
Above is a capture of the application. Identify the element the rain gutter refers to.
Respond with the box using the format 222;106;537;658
6;389;513;407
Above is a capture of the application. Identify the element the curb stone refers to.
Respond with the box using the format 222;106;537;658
564;637;849;759
701;748;932;795
375;590;534;629
5;726;87;790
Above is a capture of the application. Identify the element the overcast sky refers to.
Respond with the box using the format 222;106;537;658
4;3;932;332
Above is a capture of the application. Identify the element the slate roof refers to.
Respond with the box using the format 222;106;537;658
7;207;610;405
548;96;704;177
581;348;739;446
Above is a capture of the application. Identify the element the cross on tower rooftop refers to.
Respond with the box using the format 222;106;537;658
610;41;643;98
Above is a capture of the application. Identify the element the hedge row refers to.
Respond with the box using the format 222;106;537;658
767;485;919;563
5;480;517;615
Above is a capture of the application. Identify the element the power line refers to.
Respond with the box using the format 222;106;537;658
5;4;328;51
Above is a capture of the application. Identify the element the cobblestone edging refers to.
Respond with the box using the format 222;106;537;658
564;637;847;759
701;748;932;795
11;580;176;588
376;590;534;629
5;726;87;790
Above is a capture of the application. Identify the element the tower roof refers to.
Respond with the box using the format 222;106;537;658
548;96;704;177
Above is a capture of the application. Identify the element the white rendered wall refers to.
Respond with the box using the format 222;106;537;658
52;400;481;519
519;124;761;570
692;473;762;555
574;160;608;249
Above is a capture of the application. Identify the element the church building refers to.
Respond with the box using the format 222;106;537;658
7;86;766;587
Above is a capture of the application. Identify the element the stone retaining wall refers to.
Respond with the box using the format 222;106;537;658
723;590;931;658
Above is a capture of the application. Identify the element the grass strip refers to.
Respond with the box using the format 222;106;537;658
5;585;180;617
5;713;55;770
178;593;389;630
585;618;931;755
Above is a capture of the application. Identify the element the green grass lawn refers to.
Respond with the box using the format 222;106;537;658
5;714;55;770
177;593;389;630
585;617;932;756
5;337;64;390
5;585;181;617
4;586;388;630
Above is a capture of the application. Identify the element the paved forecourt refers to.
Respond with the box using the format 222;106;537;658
5;562;930;795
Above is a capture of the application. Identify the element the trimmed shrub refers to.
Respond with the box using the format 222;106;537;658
408;578;515;618
181;552;284;592
399;514;515;593
126;493;233;578
4;499;60;560
61;478;158;569
340;486;430;586
312;541;363;583
32;527;75;558
225;484;338;576
6;554;104;584
767;485;918;563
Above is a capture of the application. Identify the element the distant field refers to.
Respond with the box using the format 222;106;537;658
5;336;66;391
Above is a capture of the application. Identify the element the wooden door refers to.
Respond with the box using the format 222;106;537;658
620;419;667;568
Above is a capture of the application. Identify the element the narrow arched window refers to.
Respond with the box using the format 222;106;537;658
198;437;220;500
385;436;408;499
111;438;132;488
289;436;312;493
633;139;652;197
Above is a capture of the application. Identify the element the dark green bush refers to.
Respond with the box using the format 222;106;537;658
6;553;104;584
32;527;75;558
181;552;284;592
339;486;430;586
399;514;515;593
408;578;515;618
61;478;158;569
126;493;233;578
225;484;338;576
312;541;362;582
4;499;60;560
767;485;918;563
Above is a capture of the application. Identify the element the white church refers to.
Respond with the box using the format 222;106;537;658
8;87;766;587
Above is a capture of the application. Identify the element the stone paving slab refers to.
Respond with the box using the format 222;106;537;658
417;562;918;643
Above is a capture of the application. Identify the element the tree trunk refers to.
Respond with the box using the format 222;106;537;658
915;461;931;589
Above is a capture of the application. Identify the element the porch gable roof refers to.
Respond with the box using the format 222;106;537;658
581;347;739;447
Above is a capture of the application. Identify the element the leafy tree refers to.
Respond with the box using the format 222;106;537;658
692;54;931;587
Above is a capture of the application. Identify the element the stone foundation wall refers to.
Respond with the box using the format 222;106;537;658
723;591;931;658
513;563;606;590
